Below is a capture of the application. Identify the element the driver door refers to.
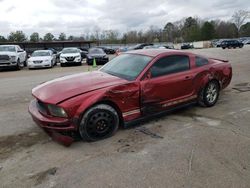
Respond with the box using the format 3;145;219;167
140;54;195;114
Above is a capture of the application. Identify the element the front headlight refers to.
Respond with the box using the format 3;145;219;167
11;56;16;61
76;55;81;58
44;59;50;63
47;104;68;118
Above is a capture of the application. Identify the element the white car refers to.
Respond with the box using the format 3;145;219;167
0;45;27;70
60;48;82;67
27;50;56;69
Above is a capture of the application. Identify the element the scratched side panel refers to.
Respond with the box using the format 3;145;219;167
60;82;141;122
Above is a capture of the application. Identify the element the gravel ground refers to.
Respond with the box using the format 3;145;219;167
0;47;250;188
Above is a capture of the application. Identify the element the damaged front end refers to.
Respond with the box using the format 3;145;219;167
28;99;79;146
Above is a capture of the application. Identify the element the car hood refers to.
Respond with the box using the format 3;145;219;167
61;53;79;57
29;56;51;61
32;71;127;104
0;52;16;56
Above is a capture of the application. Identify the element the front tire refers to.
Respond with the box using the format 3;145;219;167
79;104;119;141
198;80;220;107
15;59;22;70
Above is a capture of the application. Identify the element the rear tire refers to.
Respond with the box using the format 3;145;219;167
79;104;119;142
198;80;220;107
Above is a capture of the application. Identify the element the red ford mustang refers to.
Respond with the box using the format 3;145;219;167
29;49;232;144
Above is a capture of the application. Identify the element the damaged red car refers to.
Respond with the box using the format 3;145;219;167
29;49;232;143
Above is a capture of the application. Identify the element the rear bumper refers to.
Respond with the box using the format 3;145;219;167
28;99;77;131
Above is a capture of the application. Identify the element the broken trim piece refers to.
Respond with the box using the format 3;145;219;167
162;95;197;107
122;109;141;117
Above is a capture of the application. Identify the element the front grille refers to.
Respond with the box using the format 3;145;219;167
36;100;48;115
0;62;11;65
34;60;43;64
65;56;75;61
0;55;10;61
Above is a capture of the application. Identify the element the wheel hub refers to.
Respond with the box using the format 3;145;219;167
86;111;114;139
206;83;217;103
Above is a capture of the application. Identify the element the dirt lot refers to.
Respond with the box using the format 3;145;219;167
0;47;250;188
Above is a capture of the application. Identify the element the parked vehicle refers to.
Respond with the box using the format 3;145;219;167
0;45;27;70
243;40;250;45
29;49;232;144
60;48;82;67
115;47;128;56
215;39;226;47
221;40;244;49
27;50;56;69
47;48;57;55
97;46;116;54
129;43;153;50
79;49;88;59
143;45;174;49
86;48;109;65
181;43;194;49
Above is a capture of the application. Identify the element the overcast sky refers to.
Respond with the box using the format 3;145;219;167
0;0;249;37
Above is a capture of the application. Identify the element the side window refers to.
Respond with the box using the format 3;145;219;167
150;55;190;78
195;56;209;67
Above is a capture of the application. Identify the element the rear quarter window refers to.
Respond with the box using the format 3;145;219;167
195;56;209;67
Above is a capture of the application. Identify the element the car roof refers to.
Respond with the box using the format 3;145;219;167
125;49;192;57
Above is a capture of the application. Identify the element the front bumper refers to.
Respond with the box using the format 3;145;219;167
29;99;78;146
28;99;77;131
28;62;51;68
0;60;17;67
87;57;109;65
60;57;81;64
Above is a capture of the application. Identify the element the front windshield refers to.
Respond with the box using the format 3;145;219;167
89;48;104;54
62;48;78;54
0;46;16;52
32;51;50;57
100;54;152;81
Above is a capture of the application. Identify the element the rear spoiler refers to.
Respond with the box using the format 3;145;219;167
209;58;229;62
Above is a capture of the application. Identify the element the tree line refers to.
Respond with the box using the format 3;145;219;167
0;10;249;44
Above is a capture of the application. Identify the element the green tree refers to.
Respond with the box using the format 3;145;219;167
43;33;54;41
30;32;39;42
68;35;74;40
239;22;250;37
201;21;216;40
8;31;27;42
164;22;175;42
182;17;201;42
0;35;7;42
58;33;66;41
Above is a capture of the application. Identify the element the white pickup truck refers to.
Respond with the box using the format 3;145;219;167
0;45;27;70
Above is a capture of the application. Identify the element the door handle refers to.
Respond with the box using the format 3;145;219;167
184;76;193;80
